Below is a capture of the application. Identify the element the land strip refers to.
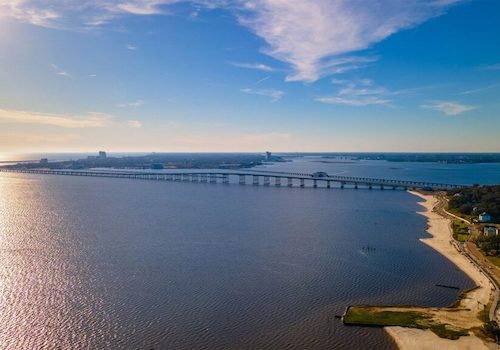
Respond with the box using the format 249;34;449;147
344;191;499;349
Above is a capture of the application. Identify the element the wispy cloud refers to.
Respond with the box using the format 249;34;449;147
108;1;177;15
0;1;61;28
117;99;144;107
316;96;390;107
254;76;270;85
234;0;462;81
316;80;391;106
241;88;284;102
1;1;462;81
50;63;71;77
0;108;112;128
459;83;500;95
127;120;143;128
126;43;138;50
229;62;276;72
421;101;476;115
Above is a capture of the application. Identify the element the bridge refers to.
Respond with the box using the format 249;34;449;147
0;168;464;190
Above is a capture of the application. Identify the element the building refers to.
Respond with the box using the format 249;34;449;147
484;226;499;236
151;163;164;170
98;151;107;159
265;151;272;160
39;158;48;164
479;212;492;223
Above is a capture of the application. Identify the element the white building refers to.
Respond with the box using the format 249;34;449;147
479;212;492;223
484;226;498;236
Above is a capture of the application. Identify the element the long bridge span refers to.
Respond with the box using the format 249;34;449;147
0;168;464;191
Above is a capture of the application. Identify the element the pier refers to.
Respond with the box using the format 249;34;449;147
0;168;464;190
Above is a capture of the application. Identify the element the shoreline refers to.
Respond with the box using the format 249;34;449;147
385;191;497;350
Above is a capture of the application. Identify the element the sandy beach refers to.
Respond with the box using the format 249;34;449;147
385;191;498;350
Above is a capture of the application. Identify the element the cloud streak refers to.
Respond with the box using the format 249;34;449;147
0;108;112;128
117;99;144;107
229;62;276;72
421;101;476;115
241;88;283;101
127;120;143;128
50;63;71;77
316;79;392;106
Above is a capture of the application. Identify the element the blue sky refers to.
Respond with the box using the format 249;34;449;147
0;0;499;152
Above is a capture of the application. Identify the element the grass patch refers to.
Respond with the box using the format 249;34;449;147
451;219;470;241
447;207;475;223
344;306;469;340
487;256;500;268
344;308;426;327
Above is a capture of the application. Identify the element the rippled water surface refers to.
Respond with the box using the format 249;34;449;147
1;158;495;349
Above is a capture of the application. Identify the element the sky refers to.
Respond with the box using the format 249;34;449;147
0;0;499;153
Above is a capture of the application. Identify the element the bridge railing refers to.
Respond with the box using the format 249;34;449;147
0;168;464;189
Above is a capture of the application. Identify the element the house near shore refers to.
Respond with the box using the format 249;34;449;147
479;212;492;223
484;226;499;236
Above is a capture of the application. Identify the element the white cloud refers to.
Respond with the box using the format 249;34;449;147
316;96;390;107
234;0;462;81
117;99;144;107
0;108;112;128
126;43;138;50
316;80;391;106
229;62;276;72
109;1;178;15
421;101;476;115
127;120;143;128
50;63;71;77
241;88;283;101
1;1;462;81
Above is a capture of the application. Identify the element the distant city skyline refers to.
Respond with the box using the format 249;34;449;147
0;0;499;152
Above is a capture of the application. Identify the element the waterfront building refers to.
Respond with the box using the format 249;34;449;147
483;226;499;236
479;212;492;223
99;151;107;159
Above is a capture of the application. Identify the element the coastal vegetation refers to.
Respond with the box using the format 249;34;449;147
1;153;284;171
320;153;500;164
344;306;470;340
448;185;500;223
447;185;500;262
477;236;500;257
451;220;470;242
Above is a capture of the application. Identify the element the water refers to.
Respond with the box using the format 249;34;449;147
257;157;500;185
0;157;499;349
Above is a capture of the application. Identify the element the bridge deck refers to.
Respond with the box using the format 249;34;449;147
0;168;464;190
